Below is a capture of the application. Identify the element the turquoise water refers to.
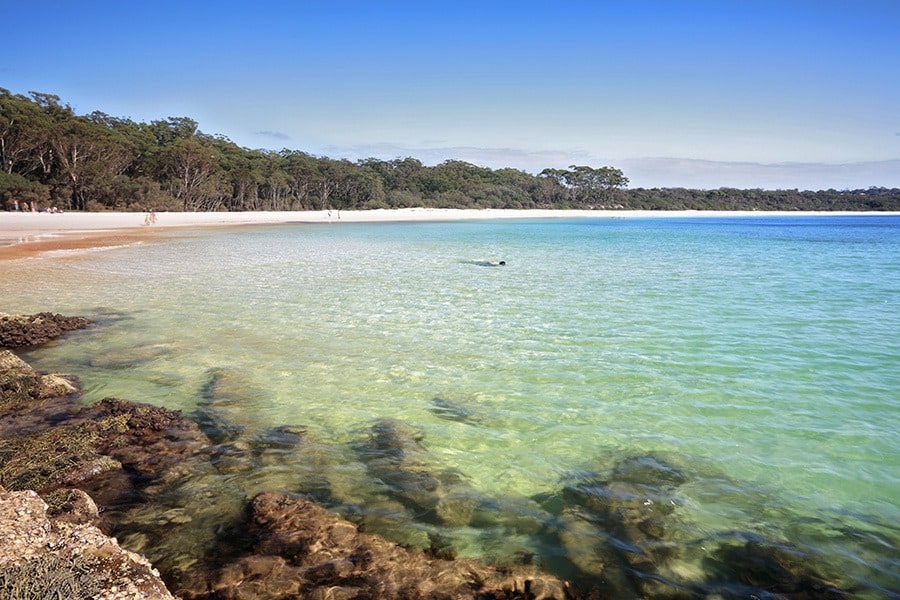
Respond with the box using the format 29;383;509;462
3;216;898;595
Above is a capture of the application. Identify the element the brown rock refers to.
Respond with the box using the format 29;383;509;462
0;312;90;349
38;372;79;398
0;349;42;410
44;488;101;525
0;349;79;413
0;488;176;599
178;491;572;600
0;417;124;493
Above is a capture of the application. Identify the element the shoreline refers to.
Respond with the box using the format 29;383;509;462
1;208;897;260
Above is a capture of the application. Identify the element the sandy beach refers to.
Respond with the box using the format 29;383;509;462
1;208;895;260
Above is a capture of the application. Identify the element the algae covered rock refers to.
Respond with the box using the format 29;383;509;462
0;418;124;493
0;349;41;409
44;487;101;525
177;491;572;600
0;349;78;412
0;346;579;599
0;312;90;349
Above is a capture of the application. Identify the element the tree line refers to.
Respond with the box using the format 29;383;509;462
1;89;897;212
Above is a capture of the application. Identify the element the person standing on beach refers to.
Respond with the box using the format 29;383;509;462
12;200;18;211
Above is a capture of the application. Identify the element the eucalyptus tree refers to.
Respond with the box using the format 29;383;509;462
159;137;217;210
255;150;292;210
0;89;53;176
279;150;321;209
539;165;629;206
382;157;426;196
50;113;142;210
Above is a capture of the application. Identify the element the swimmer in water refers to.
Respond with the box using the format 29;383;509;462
471;260;506;266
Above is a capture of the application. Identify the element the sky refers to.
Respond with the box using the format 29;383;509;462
2;0;899;189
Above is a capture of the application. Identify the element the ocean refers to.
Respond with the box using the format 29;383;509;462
4;215;898;596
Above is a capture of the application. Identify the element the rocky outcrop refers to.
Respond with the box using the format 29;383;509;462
0;338;574;599
0;487;176;600
0;340;211;598
0;349;78;412
0;311;90;349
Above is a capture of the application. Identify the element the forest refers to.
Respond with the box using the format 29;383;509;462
2;89;898;212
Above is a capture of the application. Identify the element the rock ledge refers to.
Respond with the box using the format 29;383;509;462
0;487;175;600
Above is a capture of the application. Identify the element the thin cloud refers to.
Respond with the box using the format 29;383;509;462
255;130;291;141
619;158;900;190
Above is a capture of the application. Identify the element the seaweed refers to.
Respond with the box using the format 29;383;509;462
0;421;119;493
0;555;102;600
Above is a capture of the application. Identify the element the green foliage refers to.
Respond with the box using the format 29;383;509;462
539;165;629;205
0;172;50;207
1;88;897;212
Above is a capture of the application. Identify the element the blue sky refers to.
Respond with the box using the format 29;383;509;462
2;0;899;189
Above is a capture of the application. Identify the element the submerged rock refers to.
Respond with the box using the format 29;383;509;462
430;395;484;425
109;465;249;586
89;342;177;369
355;418;444;521
536;453;690;597
1;348;578;598
539;453;860;599
177;491;572;600
193;367;272;443
0;312;90;349
2;325;857;599
256;424;306;450
354;417;497;532
703;534;852;598
350;417;557;562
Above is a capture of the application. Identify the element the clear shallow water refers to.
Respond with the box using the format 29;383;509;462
3;216;899;595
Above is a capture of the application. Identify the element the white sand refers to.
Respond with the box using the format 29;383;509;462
1;208;585;236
